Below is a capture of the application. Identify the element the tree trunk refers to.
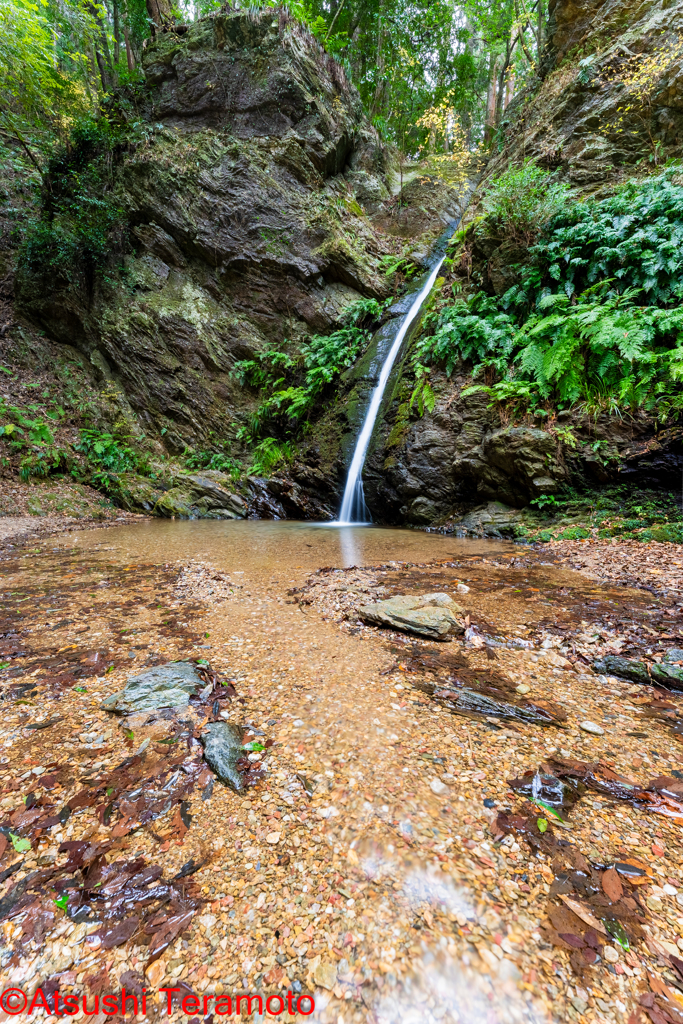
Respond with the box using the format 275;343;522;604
113;0;121;65
146;0;174;32
370;1;385;119
484;55;498;143
495;35;513;126
124;25;135;73
87;3;114;92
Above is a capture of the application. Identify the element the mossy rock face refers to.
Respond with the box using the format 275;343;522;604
107;473;165;513
17;8;392;459
153;486;202;519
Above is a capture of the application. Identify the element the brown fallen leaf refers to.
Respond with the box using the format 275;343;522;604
558;895;607;935
558;932;585;948
602;866;624;902
94;915;140;949
170;804;188;841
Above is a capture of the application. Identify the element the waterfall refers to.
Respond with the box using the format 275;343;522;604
336;255;449;525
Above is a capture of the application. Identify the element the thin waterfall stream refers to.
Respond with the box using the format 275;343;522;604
336;222;460;524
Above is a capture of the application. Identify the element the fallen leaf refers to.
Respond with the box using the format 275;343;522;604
558;895;607;935
602;867;624;902
94;916;140;949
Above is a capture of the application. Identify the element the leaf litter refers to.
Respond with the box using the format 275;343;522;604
1;535;683;1023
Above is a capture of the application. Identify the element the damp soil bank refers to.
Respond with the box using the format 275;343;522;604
0;521;681;1024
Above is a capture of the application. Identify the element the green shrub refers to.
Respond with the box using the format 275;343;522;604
234;298;388;440
249;438;294;476
415;172;683;419
460;288;683;418
184;449;242;478
521;169;683;307
19;114;129;284
480;161;571;244
74;430;149;485
19;445;71;481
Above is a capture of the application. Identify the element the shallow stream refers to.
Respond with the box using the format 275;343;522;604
0;521;680;1024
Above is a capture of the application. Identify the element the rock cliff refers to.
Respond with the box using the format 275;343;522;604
360;0;683;529
17;10;392;456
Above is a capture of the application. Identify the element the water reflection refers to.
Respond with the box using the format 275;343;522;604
57;519;513;574
339;525;362;567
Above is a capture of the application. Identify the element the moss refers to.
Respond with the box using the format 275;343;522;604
385;401;411;448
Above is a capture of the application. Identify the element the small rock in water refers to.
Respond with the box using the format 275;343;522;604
652;658;683;690
456;583;470;594
603;945;619;963
358;593;465;641
579;721;604;736
101;662;204;714
516;683;531;695
430;778;448;795
313;961;337;990
201;721;246;791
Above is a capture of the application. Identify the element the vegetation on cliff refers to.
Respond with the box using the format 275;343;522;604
414;168;683;421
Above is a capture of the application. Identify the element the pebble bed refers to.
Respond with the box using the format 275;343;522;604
0;537;681;1023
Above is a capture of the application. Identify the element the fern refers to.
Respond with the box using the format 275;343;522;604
416;172;683;420
523;169;683;308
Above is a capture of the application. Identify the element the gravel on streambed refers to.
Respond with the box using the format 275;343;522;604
0;539;681;1024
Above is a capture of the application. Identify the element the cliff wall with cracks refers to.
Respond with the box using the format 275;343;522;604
16;10;393;458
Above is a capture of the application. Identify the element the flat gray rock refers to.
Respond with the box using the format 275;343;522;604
201;721;245;791
359;592;465;641
101;662;204;714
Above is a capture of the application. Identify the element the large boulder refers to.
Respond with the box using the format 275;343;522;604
358;592;465;640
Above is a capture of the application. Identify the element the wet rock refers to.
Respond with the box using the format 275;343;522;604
101;662;204;714
358;593;465;640
651;662;683;690
110;473;165;514
200;721;245;792
451;502;523;538
652;649;683;690
592;656;651;685
579;721;604;736
181;475;247;518
443;688;563;725
247;478;286;520
430;778;448;795
595;651;683;691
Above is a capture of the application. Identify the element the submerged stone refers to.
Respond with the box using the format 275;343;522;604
593;652;683;691
358;592;465;640
652;660;683;690
201;721;245;792
101;662;203;714
592;656;650;685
